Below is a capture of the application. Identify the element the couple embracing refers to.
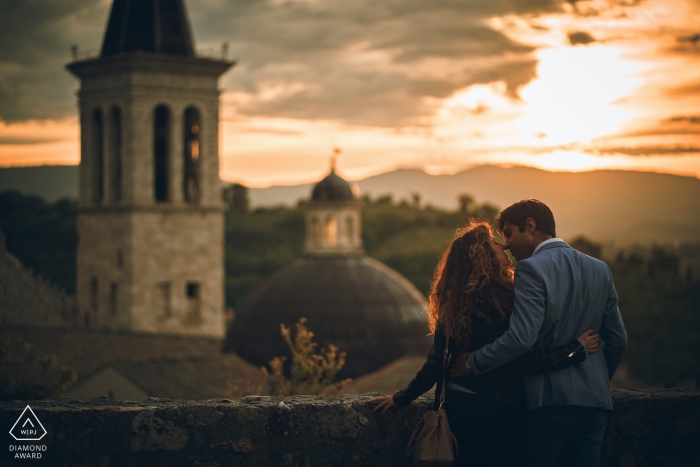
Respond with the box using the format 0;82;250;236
366;199;627;467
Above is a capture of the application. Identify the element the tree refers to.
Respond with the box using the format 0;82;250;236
223;183;249;212
569;236;602;259
457;194;475;214
262;318;351;396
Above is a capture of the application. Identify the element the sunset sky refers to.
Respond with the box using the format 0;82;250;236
2;0;700;186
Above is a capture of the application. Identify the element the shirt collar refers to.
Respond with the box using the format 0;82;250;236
533;237;564;256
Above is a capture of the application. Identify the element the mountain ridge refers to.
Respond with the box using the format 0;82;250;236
2;164;699;244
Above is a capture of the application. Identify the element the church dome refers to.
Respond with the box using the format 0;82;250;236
224;256;430;377
311;170;356;203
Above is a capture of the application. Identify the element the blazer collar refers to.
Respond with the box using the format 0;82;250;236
533;238;567;256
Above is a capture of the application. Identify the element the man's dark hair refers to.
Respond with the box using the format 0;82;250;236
496;199;556;237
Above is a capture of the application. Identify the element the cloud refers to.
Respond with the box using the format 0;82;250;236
0;136;61;145
615;115;700;138
0;0;648;127
568;31;596;45
666;82;700;97
200;0;561;126
589;146;700;156
0;0;109;121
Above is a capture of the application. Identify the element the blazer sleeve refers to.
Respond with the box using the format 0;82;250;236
392;332;444;407
519;340;586;373
468;260;545;375
599;265;627;380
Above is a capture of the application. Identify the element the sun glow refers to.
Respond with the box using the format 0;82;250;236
517;45;645;145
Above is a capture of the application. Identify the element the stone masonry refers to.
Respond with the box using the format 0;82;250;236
0;390;698;467
67;52;232;338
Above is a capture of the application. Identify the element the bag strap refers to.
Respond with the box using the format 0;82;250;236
438;333;450;410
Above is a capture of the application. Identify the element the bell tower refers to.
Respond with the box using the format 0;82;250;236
67;0;234;337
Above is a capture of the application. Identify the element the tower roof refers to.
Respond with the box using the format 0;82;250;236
101;0;195;57
311;169;356;203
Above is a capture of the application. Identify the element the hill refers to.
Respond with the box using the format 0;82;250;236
3;164;700;244
251;166;700;244
0;166;78;201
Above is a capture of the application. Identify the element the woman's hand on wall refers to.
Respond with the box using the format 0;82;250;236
365;395;399;416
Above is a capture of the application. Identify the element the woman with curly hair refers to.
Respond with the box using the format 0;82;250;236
365;220;598;467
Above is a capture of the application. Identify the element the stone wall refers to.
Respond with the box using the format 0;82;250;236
0;389;698;467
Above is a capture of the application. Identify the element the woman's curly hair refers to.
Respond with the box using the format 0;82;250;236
428;220;515;347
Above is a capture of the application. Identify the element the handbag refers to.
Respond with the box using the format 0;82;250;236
404;334;460;467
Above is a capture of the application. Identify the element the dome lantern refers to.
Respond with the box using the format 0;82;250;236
304;153;363;256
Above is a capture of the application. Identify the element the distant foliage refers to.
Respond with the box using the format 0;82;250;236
223;183;250;213
571;241;700;387
569;236;603;259
611;248;700;387
262;318;351;396
0;191;77;294
225;206;305;308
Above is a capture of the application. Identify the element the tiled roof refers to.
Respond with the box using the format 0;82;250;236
108;353;266;400
2;325;266;399
342;355;430;396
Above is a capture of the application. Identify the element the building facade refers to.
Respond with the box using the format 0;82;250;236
67;0;233;337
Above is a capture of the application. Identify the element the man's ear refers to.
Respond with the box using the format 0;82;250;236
525;217;537;234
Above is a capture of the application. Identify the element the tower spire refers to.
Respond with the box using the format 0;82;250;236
330;147;341;174
101;0;195;57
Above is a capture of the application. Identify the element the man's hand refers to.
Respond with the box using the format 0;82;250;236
364;395;399;416
449;351;472;377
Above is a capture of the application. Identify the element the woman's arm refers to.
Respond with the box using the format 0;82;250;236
392;336;444;406
365;331;445;414
520;329;599;373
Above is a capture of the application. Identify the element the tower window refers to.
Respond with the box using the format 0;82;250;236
310;216;321;244
183;107;201;203
154;105;170;202
325;216;337;246
90;277;99;319
186;282;201;322
116;249;123;269
92;109;105;204
346;216;354;244
109;282;118;315
110;106;122;203
186;282;199;298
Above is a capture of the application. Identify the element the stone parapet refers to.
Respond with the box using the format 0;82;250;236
0;389;698;467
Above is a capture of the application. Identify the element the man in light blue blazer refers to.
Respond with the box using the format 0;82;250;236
456;199;627;467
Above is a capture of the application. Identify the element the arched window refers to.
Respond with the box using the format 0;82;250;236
92;109;104;204
110;106;122;202
154;105;170;202
183;107;201;202
325;215;337;246
345;216;354;244
310;216;321;244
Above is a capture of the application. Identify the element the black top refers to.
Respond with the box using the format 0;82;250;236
392;303;586;408
101;0;195;57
